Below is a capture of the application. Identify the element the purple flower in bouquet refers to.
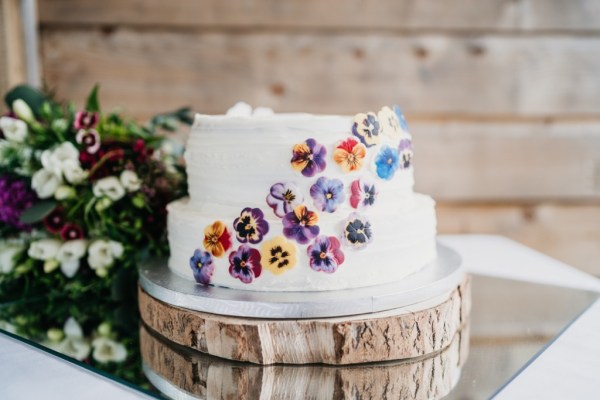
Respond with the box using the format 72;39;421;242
74;111;99;130
0;176;37;230
266;182;303;218
282;205;320;245
233;207;269;244
228;244;262;284
189;249;214;285
310;177;345;213
290;138;327;177
76;129;101;154
307;235;345;273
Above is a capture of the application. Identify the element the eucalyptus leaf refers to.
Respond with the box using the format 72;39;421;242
19;200;57;224
85;84;101;112
4;85;46;117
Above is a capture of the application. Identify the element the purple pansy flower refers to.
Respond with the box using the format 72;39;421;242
266;182;303;218
307;236;345;273
74;111;99;130
352;112;381;148
374;145;400;180
350;179;378;209
0;176;37;231
282;205;320;245
290;138;327;177
228;244;262;284
310;177;345;213
76;129;101;154
342;212;373;249
189;249;214;285
398;138;414;169
233;207;269;244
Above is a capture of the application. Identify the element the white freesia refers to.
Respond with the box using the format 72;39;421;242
27;239;61;261
64;316;83;338
12;99;34;122
0;242;24;273
91;337;127;363
31;169;62;198
56;240;87;278
0;116;28;143
62;158;88;184
41;142;79;178
93;176;125;201
48;317;91;361
119;170;141;192
87;239;124;271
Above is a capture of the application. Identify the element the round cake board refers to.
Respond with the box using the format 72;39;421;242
140;322;470;400
138;274;471;365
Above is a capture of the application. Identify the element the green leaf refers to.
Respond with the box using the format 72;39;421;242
19;200;57;224
4;85;47;117
85;84;101;112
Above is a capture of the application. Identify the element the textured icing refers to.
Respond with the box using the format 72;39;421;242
168;110;437;292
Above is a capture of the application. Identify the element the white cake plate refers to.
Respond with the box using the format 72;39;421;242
139;243;464;319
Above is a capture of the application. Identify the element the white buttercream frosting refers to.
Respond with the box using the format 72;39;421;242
168;109;437;292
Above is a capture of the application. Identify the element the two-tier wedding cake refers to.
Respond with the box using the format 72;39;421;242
167;104;437;292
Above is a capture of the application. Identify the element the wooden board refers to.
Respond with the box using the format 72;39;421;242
0;0;26;101
138;275;471;365
39;30;600;117
38;0;600;32
140;322;469;400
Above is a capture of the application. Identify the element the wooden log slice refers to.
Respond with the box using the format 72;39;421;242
138;275;471;365
140;322;470;400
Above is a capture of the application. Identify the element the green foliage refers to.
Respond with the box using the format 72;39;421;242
4;85;47;117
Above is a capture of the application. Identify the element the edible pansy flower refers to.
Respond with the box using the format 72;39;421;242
76;129;101;154
393;105;410;136
266;182;303;218
333;138;366;173
233;208;269;244
260;236;297;275
307;236;345;273
378;106;402;140
374;145;400;180
352;112;381;148
229;244;262;284
290;138;327;177
74;111;99;130
398;138;414;169
350;179;378;209
310;177;345;213
189;249;214;285
342;213;373;249
282;205;320;245
203;221;232;257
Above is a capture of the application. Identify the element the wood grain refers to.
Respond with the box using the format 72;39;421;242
40;29;600;117
38;0;600;32
0;0;26;99
140;322;469;400
138;276;471;365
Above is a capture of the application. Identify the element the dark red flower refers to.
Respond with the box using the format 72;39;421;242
74;111;99;130
44;208;65;234
60;223;84;241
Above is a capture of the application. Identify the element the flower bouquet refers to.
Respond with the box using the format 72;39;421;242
0;84;189;383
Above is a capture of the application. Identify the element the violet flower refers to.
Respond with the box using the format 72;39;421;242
290;138;327;177
307;235;345;273
309;177;345;213
282;205;320;245
228;244;262;284
189;249;214;285
266;182;303;218
0;176;37;231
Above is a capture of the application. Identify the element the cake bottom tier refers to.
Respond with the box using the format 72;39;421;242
167;193;437;292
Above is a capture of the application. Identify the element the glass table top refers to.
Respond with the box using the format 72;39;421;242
1;274;598;399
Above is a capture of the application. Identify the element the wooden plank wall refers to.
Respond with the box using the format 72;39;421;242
37;1;600;275
0;0;27;102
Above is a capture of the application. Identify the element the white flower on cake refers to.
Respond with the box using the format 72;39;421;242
93;176;126;201
27;239;61;261
87;239;124;273
12;99;34;122
119;170;141;192
0;116;28;143
0;242;24;274
91;337;127;363
56;240;88;278
31;169;62;198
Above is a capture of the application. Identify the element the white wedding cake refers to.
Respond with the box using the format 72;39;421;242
167;104;437;292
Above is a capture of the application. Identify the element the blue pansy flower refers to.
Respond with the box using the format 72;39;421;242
309;177;345;213
374;145;400;180
189;249;214;285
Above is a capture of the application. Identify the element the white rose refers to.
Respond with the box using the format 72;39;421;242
91;337;127;363
87;240;123;270
119;170;141;192
41;142;79;178
62;159;88;184
12;99;34;122
0;116;28;143
28;239;61;261
56;240;87;278
93;176;125;201
31;169;62;198
0;243;24;274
